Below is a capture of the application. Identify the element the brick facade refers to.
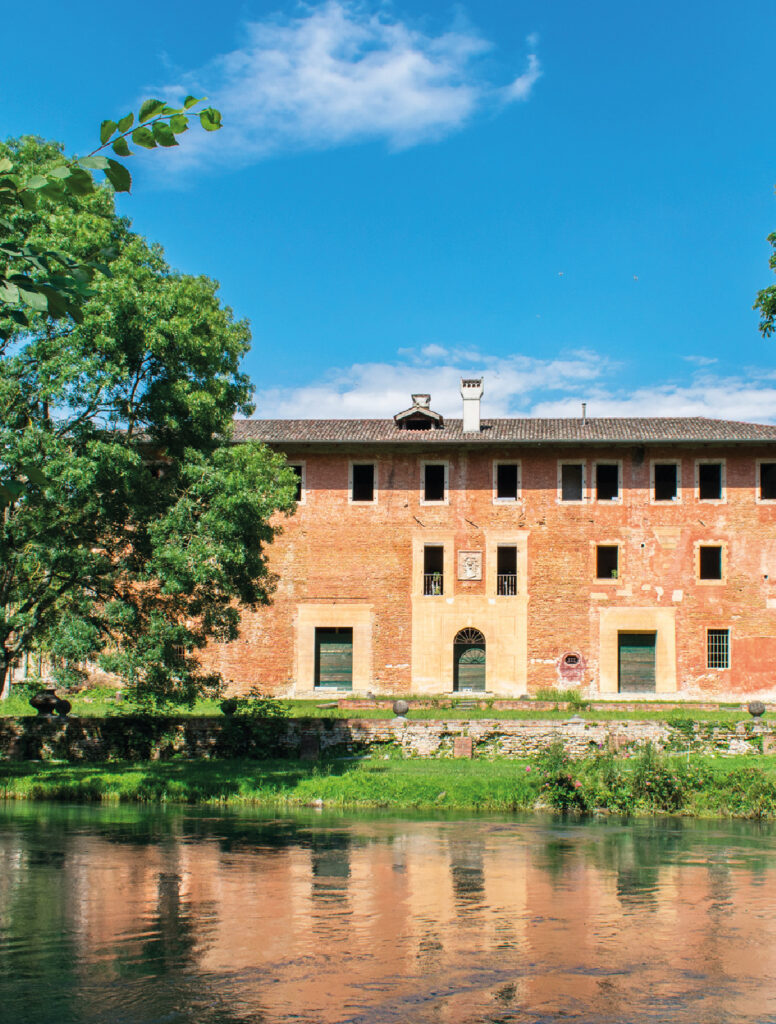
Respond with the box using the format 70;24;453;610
201;398;776;699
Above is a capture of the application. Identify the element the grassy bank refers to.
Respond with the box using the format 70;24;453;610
3;751;776;818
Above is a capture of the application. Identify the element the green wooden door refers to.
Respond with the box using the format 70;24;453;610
618;633;656;693
315;628;353;689
454;634;486;692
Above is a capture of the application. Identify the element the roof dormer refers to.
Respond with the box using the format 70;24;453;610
394;393;444;430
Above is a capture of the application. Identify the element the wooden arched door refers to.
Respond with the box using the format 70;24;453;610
453;628;486;692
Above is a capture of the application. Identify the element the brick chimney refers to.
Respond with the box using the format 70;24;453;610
460;377;484;433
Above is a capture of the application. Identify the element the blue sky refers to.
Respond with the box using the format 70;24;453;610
4;1;776;420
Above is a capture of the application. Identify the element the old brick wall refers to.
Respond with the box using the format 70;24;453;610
199;444;776;698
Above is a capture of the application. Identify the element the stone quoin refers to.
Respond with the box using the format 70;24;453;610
200;379;776;700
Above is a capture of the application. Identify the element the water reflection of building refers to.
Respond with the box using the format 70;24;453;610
5;815;776;1024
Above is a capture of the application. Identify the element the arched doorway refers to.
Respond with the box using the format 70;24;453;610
453;628;486;692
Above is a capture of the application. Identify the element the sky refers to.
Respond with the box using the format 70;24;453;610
3;0;776;421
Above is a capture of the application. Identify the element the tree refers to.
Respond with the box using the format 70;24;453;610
0;137;297;703
0;96;222;336
754;229;776;338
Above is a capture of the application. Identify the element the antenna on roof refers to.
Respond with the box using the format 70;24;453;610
581;402;587;425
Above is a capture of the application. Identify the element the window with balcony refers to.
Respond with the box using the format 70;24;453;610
423;545;444;595
497;546;518;595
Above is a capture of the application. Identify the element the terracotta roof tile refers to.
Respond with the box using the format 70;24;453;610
232;417;776;445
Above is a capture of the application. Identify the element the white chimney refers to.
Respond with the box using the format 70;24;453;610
460;377;484;433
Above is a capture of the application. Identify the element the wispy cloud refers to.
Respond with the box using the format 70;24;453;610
251;345;776;423
155;1;540;168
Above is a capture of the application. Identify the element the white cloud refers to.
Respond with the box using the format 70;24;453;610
251;346;776;424
155;2;541;167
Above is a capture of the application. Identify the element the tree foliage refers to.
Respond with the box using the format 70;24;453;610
754;229;776;338
0;137;296;704
0;96;221;337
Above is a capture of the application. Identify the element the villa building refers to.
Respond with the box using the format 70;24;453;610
202;379;776;699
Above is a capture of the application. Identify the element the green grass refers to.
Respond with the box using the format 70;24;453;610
3;753;776;818
1;685;761;727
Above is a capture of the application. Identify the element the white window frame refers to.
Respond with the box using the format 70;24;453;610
756;459;776;504
650;459;682;505
593;460;622;504
288;461;306;506
420;460;449;506
695;459;726;504
557;460;587;504
492;460;521;504
348;460;378;505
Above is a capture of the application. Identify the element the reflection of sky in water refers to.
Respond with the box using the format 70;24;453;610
1;806;775;1024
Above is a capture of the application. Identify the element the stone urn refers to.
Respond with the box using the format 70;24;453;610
748;701;766;719
392;699;409;717
220;698;238;716
29;688;70;718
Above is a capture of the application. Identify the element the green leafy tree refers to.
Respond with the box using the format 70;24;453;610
0;137;296;704
0;96;222;335
755;228;776;338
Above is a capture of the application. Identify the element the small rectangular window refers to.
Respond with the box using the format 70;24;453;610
497;546;517;595
596;464;619;501
699;545;723;580
423;463;446;502
423;545;444;595
654;463;678;501
351;463;375;502
760;463;776;500
290;464;304;502
496;463;519;500
560;463;584;502
596;544;619;580
699;463;723;500
707;629;730;669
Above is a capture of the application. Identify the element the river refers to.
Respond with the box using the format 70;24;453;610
0;803;775;1024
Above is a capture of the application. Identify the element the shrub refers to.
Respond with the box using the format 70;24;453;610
631;743;685;812
536;740;588;811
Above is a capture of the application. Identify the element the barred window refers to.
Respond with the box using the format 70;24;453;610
707;629;730;670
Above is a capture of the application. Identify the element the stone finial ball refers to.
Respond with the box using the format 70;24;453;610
392;700;409;716
748;701;766;718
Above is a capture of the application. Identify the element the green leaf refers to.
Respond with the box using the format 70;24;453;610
199;107;223;131
78;156;110;170
37;183;64;202
22;466;50;488
138;98;167;122
9;309;28;326
65;167;94;196
152;121;178;147
117;113;134;133
170;114;189;134
0;281;20;303
105;159;131;193
17;285;49;312
0;481;24;504
25;175;49;190
131;126;156;149
112;137;131;157
183;95;201;110
48;165;72;179
100;119;118;144
0;157;12;173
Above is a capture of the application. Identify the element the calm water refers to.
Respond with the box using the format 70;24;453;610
1;804;776;1024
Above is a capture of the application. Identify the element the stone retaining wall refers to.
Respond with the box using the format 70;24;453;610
0;715;773;762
